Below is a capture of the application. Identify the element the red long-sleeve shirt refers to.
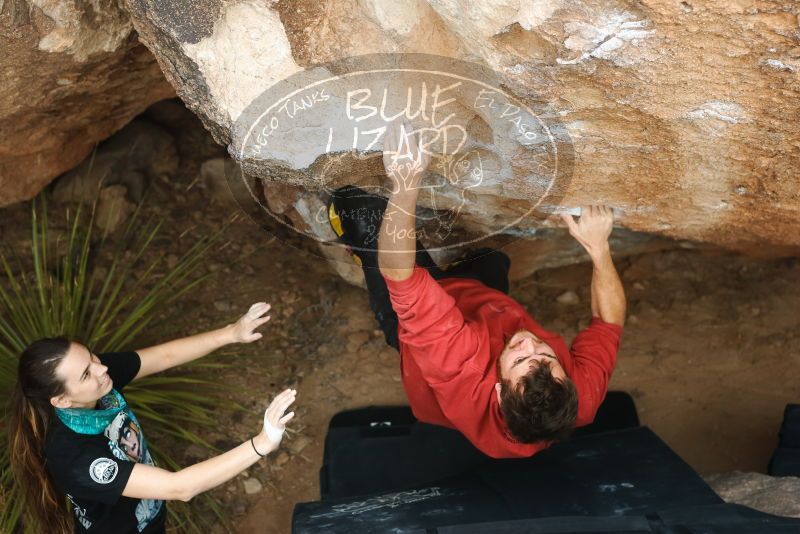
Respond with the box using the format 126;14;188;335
386;266;623;459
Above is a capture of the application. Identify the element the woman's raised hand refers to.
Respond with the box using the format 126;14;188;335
230;302;271;344
263;388;296;449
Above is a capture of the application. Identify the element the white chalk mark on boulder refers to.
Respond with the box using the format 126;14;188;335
685;101;749;125
762;58;797;72
557;12;655;66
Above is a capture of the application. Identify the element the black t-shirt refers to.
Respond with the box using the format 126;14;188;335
45;352;166;534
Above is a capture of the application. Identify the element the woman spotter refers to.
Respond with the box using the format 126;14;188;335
8;302;296;533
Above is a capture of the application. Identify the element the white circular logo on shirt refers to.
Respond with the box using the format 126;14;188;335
89;457;118;484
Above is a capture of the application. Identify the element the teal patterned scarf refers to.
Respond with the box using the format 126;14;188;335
55;389;127;435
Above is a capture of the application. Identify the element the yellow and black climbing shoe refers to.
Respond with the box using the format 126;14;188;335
327;185;388;266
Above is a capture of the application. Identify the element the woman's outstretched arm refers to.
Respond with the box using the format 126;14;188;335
123;388;295;501
134;302;271;380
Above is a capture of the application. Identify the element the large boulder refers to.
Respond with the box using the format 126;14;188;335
122;0;800;262
0;0;174;207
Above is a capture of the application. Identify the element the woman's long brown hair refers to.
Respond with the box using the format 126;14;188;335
8;337;73;533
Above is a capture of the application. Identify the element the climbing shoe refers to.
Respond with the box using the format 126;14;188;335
327;185;388;266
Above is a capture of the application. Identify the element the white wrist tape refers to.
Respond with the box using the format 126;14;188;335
263;413;285;444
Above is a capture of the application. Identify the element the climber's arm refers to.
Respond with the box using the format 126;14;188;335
379;189;420;281
378;123;431;282
561;206;626;326
589;246;626;326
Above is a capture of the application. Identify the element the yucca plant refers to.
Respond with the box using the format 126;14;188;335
0;195;237;533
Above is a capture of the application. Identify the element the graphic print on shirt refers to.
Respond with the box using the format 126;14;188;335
104;409;163;532
106;411;143;462
67;494;92;530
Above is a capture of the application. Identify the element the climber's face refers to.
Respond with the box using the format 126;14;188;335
497;330;566;385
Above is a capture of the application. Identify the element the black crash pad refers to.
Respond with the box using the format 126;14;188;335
295;425;725;533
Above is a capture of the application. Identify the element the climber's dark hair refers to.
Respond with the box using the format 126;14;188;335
499;360;578;444
8;337;73;533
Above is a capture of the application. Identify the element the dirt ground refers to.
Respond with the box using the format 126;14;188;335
1;108;798;533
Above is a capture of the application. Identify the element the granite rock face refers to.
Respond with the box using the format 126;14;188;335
0;0;174;207
705;471;800;518
122;0;800;263
4;1;799;268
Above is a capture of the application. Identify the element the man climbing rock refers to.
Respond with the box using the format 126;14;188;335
328;123;626;458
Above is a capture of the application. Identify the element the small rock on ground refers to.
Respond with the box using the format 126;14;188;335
346;331;371;352
96;185;136;233
242;477;263;495
274;451;290;467
556;290;580;306
287;436;312;455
